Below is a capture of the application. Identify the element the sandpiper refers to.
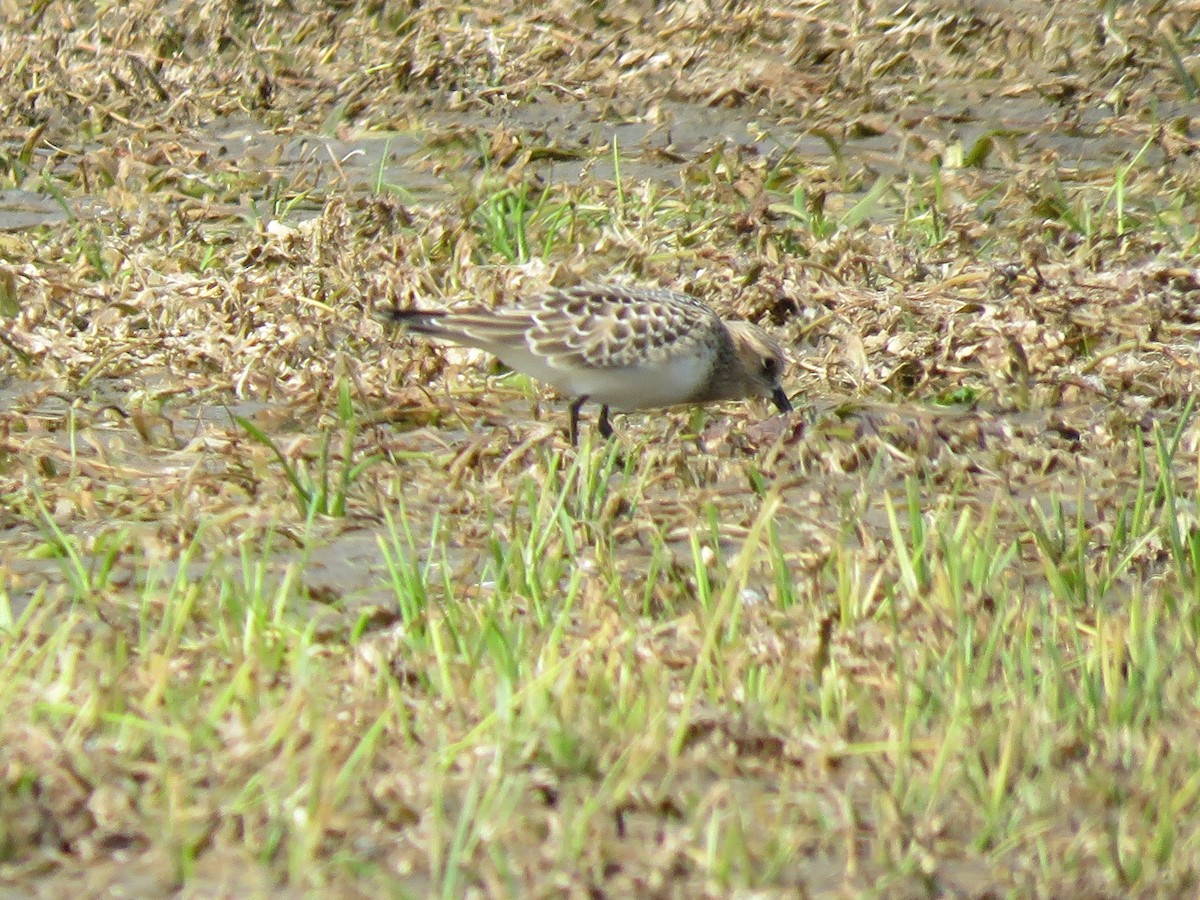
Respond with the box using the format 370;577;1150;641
389;283;792;443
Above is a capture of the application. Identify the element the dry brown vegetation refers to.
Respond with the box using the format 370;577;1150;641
3;1;1200;896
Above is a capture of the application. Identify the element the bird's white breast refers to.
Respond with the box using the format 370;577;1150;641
495;344;711;410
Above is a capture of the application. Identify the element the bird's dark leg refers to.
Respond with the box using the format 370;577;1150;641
598;405;613;438
568;396;588;446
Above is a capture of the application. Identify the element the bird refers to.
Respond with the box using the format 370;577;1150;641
388;282;792;444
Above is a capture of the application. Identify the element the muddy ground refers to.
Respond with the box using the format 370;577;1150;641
2;2;1200;896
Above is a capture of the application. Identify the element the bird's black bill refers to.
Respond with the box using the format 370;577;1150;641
771;386;793;413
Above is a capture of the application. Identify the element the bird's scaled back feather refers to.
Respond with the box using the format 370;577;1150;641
528;285;722;370
393;284;725;371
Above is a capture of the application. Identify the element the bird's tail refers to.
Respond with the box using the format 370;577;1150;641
386;307;449;336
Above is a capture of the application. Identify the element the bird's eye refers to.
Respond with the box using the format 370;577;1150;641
761;357;778;378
